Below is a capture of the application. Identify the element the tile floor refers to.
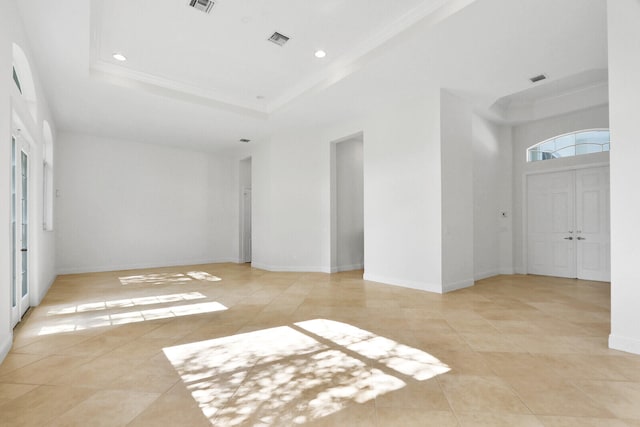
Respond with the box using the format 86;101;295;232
1;264;639;426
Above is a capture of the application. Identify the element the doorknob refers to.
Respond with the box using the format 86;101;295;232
564;237;573;240
576;237;586;240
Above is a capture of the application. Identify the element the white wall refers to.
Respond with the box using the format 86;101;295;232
440;90;474;291
239;93;445;291
362;94;444;292
511;105;610;274
0;0;57;362
55;132;236;273
473;114;513;280
335;137;364;271
249;130;333;272
608;0;640;355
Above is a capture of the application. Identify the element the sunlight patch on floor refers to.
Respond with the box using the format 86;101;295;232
119;271;221;286
37;301;228;336
296;319;450;381
187;271;222;282
46;292;207;315
163;320;449;425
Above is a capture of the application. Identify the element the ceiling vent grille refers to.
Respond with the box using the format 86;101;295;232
188;0;215;14
268;32;290;47
530;74;547;83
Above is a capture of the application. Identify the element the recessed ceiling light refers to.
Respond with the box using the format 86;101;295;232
315;50;327;58
112;53;127;62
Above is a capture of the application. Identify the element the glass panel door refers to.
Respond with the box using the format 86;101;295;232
21;150;29;302
10;134;30;327
10;138;17;318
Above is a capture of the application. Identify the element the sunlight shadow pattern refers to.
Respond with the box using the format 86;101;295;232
38;301;228;336
296;319;450;381
119;271;221;286
163;320;449;425
187;271;222;282
47;292;207;315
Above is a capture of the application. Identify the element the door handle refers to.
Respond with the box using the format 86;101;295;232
20;248;28;252
564;237;573;240
576;237;586;240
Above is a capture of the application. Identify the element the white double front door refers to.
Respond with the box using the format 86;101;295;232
527;166;610;281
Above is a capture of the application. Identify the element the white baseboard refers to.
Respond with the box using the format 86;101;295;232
0;332;12;364
443;278;474;293
335;263;364;273
250;263;332;274
56;258;238;275
474;270;499;281
609;334;640;355
474;269;515;281
363;273;442;294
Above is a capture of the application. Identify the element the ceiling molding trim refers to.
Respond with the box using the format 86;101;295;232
89;0;478;118
267;0;479;113
89;0;267;118
89;68;270;120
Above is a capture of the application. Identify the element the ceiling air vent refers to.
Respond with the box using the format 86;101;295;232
530;74;547;83
268;32;290;47
188;0;215;14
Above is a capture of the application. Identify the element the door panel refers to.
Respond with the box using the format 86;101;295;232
576;167;610;281
527;171;575;278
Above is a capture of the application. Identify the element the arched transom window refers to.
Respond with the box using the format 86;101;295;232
527;129;610;162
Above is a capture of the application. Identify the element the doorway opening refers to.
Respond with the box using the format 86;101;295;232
526;166;610;281
239;157;252;264
330;133;364;273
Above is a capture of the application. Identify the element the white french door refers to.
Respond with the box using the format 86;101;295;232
10;134;30;327
527;166;610;281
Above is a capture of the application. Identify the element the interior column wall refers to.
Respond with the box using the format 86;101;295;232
362;93;444;292
608;0;640;355
440;90;474;291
